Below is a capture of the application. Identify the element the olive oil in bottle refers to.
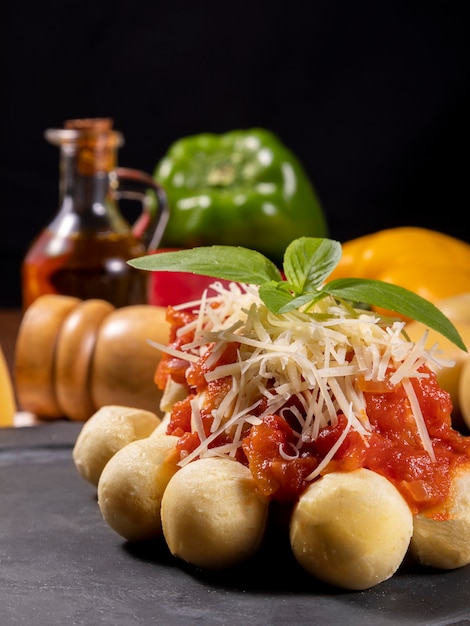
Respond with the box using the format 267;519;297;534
22;118;168;309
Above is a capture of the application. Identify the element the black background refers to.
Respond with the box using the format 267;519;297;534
2;1;470;307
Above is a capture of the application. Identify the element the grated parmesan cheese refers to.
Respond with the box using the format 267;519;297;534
157;281;452;473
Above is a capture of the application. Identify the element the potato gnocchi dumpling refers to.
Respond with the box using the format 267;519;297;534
97;434;179;542
410;464;470;570
73;405;161;487
161;456;269;570
289;469;413;590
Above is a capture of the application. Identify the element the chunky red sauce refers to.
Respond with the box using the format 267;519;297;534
156;307;470;515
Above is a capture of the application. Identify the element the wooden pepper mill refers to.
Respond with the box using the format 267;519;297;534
14;295;169;421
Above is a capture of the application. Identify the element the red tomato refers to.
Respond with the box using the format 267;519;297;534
148;248;232;306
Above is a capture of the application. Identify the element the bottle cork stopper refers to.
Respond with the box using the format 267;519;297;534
64;118;114;133
62;118;122;174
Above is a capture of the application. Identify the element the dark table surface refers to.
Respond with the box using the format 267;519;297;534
3;310;470;625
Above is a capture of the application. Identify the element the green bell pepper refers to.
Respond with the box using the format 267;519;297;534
153;128;328;266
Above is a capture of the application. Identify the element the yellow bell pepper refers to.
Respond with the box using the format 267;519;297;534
328;227;470;319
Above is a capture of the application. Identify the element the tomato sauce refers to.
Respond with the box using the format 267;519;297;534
156;309;470;515
154;307;196;389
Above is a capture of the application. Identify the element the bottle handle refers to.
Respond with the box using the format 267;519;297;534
112;167;169;251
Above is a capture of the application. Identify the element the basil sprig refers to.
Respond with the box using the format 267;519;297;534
129;237;467;352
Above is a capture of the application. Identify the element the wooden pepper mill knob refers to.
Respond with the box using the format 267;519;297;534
14;295;169;421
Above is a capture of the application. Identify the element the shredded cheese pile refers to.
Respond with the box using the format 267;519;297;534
154;281;451;478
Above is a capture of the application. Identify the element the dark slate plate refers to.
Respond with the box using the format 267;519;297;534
1;422;470;626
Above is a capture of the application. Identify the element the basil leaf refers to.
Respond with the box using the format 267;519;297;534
276;293;321;314
321;278;467;352
258;282;295;312
128;237;467;352
283;238;342;294
129;246;282;285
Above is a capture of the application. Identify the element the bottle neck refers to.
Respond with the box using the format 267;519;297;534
52;141;127;234
59;149;112;212
44;123;125;229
